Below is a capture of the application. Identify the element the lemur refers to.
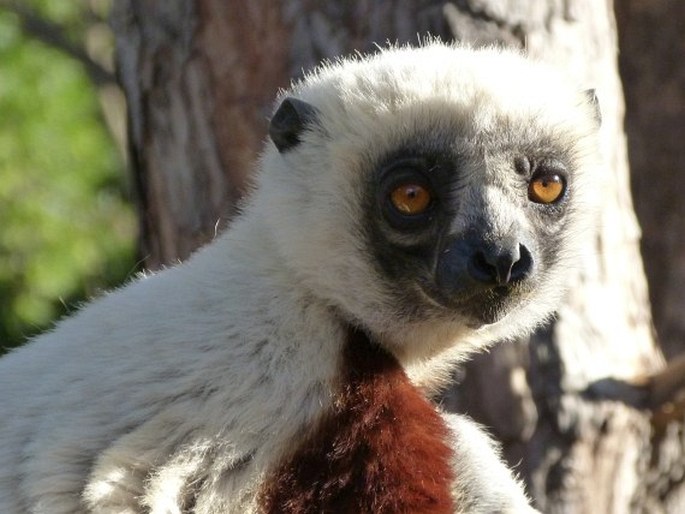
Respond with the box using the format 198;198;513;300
0;42;600;513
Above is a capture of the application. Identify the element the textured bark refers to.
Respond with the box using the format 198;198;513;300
112;0;292;269
614;0;685;362
111;0;683;512
613;2;685;507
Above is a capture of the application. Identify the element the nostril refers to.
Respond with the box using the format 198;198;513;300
509;243;533;282
468;243;533;285
469;251;499;283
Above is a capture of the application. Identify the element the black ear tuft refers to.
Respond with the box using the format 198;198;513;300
269;97;319;153
583;89;602;127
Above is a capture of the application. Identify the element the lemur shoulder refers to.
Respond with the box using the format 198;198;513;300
0;42;600;513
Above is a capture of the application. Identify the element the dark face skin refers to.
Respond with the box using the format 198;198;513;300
363;136;574;327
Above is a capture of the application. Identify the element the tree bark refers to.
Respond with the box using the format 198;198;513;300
112;0;684;512
612;2;685;509
614;0;685;362
112;0;293;269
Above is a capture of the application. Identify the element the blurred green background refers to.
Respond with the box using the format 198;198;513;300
0;0;136;352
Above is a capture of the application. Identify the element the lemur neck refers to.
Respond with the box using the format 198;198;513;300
260;326;455;514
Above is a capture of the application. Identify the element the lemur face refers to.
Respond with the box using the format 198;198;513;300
365;135;573;327
261;44;600;348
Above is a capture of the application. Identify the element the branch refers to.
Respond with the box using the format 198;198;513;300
0;1;115;87
584;352;685;428
648;353;685;429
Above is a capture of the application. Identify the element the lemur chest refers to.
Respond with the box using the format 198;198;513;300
259;328;455;513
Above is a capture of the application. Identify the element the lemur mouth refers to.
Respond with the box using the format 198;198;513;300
461;286;525;325
422;280;529;327
419;277;524;321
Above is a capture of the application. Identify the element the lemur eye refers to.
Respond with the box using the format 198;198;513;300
379;158;437;229
528;174;565;204
389;183;432;216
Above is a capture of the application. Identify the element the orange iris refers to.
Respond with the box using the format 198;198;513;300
529;175;564;204
389;183;432;215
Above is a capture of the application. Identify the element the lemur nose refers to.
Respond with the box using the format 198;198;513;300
469;243;533;285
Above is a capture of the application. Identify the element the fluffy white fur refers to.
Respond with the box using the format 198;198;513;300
0;43;598;513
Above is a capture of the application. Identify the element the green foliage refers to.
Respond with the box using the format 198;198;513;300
0;1;136;351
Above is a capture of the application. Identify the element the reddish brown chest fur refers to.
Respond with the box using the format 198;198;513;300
260;328;455;514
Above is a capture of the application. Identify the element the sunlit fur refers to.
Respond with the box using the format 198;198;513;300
0;43;598;513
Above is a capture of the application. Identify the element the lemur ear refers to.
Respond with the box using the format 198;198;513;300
583;89;602;127
269;97;319;153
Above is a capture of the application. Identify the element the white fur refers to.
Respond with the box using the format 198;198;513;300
0;43;598;512
445;414;538;514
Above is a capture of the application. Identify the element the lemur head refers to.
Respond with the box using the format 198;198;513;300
253;43;600;362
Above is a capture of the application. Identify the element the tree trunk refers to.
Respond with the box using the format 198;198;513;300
112;0;293;269
112;0;684;512
614;0;685;362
